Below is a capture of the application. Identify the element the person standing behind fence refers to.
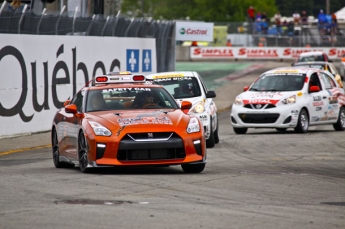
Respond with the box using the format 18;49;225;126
301;10;308;26
293;11;301;25
7;0;24;12
247;6;255;22
274;11;282;35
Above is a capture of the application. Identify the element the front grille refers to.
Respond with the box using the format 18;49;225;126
238;113;279;123
244;104;276;109
117;133;185;161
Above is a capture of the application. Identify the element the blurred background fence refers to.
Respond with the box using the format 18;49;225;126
0;2;176;72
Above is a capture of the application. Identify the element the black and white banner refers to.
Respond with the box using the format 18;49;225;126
0;34;156;138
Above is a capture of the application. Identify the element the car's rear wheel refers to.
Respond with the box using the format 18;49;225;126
233;127;248;134
181;163;205;173
52;129;74;168
214;116;219;144
78;131;90;173
294;108;309;133
276;128;287;132
333;107;345;131
206;118;215;148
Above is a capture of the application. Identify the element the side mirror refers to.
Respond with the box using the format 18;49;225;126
63;100;71;107
309;85;320;93
243;86;250;92
180;101;192;114
206;90;216;98
65;104;78;114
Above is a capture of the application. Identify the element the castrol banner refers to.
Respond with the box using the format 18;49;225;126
191;47;345;60
176;21;214;42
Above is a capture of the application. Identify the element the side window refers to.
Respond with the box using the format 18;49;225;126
309;73;322;89
70;91;84;112
320;72;335;89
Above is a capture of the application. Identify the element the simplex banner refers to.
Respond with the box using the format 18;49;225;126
176;21;214;42
0;34;156;138
190;47;345;60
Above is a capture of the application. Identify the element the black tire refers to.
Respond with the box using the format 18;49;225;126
233;127;248;134
333;107;345;131
276;128;287;132
206;117;215;148
78;131;90;173
52;129;74;168
181;163;205;173
214;116;219;144
294;108;309;133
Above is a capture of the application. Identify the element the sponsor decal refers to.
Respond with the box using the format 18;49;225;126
243;99;280;105
118;116;172;126
297;92;303;97
313;101;324;106
315;107;322;111
152;74;185;79
313;96;322;101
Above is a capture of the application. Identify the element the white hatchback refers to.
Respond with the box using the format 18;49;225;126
230;67;345;134
146;71;219;148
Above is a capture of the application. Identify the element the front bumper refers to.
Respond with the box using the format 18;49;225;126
231;104;300;128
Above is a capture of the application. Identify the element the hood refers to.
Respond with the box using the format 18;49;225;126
85;109;189;132
239;91;297;105
176;97;204;106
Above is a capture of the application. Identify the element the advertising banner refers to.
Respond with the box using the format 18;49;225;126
176;21;214;42
0;34;156;138
190;47;345;60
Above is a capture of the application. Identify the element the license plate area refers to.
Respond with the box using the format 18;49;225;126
129;149;169;160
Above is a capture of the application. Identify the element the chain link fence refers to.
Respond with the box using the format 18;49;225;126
0;3;175;72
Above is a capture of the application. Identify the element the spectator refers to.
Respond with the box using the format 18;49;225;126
191;41;198;46
261;12;268;22
255;12;262;20
331;12;337;24
318;9;327;31
301;10;308;26
7;0;24;12
247;6;255;22
292;11;301;25
226;39;232;47
274;11;282;35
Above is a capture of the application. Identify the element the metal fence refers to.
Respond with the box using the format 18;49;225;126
224;21;345;47
0;3;176;72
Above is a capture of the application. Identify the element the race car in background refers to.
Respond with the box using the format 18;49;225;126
51;72;207;173
292;61;344;88
230;67;345;134
146;71;219;148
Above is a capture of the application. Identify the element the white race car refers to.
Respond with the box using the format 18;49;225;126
230;67;345;134
146;71;219;147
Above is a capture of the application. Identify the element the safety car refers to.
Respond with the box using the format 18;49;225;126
51;72;206;173
230;67;345;134
145;71;219;148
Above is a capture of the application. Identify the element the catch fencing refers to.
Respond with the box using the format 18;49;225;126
0;4;176;72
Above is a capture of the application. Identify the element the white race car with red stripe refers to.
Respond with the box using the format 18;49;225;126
230;67;345;134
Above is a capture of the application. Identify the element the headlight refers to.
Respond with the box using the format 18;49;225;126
187;117;200;133
189;101;205;113
234;96;243;105
281;95;296;105
88;121;112;136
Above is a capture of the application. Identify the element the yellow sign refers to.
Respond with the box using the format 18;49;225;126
213;26;227;46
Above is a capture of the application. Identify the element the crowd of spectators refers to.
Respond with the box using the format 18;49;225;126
246;6;340;46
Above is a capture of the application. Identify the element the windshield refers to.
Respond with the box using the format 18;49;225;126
151;77;201;99
297;55;325;62
86;87;179;112
249;73;306;92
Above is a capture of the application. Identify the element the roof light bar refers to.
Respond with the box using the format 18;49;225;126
94;72;146;84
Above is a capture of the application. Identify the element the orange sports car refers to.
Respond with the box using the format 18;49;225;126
51;72;206;173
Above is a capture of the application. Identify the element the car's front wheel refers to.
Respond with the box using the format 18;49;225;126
294;108;309;133
78;131;90;173
333;107;345;131
181;163;205;173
